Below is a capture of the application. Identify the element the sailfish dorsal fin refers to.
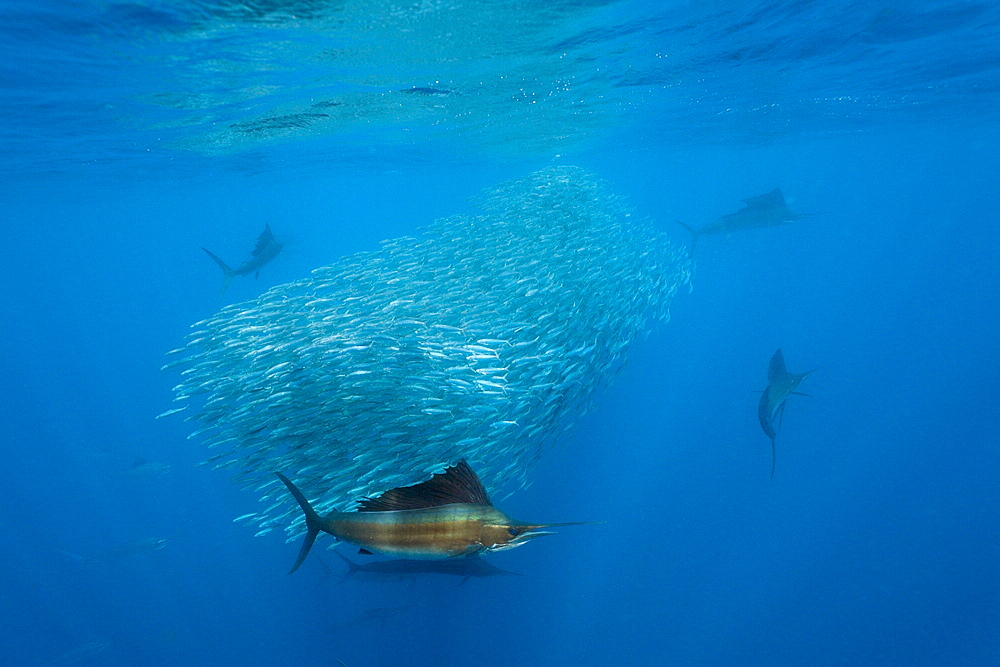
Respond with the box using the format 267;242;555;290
252;224;277;258
356;459;492;512
743;188;785;209
767;348;787;384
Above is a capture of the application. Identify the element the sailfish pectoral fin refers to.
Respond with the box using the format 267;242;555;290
276;472;323;574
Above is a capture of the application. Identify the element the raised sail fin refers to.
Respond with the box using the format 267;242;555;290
357;459;491;512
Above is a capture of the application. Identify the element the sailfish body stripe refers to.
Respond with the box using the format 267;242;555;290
324;504;511;559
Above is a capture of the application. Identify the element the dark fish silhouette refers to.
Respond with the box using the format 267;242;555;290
329;605;415;636
60;537;169;564
277;459;596;573
399;87;452;96
758;349;814;478
677;188;804;253
325;550;521;585
41;640;108;666
119;456;171;477
202;223;282;294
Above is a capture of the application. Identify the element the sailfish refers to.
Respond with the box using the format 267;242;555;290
202;223;282;295
758;349;814;478
277;459;594;573
327;550;521;584
677;188;804;253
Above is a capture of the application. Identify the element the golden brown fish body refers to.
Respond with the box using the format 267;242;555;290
276;460;586;573
321;504;532;559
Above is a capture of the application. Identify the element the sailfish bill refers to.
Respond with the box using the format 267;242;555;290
276;460;598;573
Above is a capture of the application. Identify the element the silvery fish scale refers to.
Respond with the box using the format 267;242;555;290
164;167;691;539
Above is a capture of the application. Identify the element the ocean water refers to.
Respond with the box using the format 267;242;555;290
2;1;998;665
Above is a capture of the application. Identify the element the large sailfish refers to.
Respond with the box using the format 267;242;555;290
202;223;282;295
277;460;593;573
677;188;804;253
758;349;815;478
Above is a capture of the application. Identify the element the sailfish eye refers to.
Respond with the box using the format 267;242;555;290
508;527;520;537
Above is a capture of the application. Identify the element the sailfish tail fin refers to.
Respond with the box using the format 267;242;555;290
331;550;360;583
202;248;236;296
201;247;235;276
276;473;324;574
675;221;699;254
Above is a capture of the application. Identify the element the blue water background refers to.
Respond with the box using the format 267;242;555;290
2;1;998;664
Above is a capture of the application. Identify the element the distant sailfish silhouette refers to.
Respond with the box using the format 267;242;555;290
325;550;521;585
202;224;282;295
758;349;814;478
677;188;804;253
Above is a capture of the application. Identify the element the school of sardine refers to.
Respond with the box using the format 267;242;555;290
161;167;691;541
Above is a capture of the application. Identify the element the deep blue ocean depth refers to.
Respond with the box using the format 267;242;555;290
2;1;998;665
